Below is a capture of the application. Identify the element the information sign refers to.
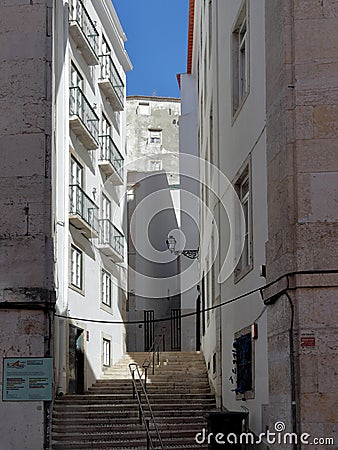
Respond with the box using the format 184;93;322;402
3;357;53;401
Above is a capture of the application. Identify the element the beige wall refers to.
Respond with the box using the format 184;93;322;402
265;0;338;445
0;2;55;449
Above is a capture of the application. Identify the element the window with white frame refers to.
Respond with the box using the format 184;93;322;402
101;269;112;307
149;129;162;144
148;160;162;171
234;163;252;280
70;62;83;89
70;245;83;289
232;1;249;116
103;338;111;366
137;102;150;115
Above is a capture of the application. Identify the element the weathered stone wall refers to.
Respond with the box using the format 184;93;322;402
0;1;54;448
265;0;338;446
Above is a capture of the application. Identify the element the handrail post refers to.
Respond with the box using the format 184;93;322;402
162;333;165;352
132;368;135;399
146;419;150;450
129;362;164;450
144;366;147;392
152;351;155;375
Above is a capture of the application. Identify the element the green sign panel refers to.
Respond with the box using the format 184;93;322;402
2;357;53;401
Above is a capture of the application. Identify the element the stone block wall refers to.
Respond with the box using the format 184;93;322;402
0;1;55;449
265;0;338;447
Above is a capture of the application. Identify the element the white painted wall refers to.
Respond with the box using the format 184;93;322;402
179;73;200;351
53;0;131;394
188;0;269;437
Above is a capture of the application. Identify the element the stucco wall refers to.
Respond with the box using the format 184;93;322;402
0;2;54;449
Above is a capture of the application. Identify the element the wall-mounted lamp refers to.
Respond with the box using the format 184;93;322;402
166;235;199;260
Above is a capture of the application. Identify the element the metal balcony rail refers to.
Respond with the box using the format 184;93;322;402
99;135;124;180
69;86;99;144
129;363;164;450
69;0;99;57
143;327;166;376
69;184;99;233
99;219;124;256
99;54;125;106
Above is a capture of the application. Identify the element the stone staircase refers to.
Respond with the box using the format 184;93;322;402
52;351;216;449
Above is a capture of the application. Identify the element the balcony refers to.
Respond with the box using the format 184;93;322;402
98;135;124;184
69;86;99;150
98;55;124;111
69;184;99;238
98;219;124;262
69;0;99;65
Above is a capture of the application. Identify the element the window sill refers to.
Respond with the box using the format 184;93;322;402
232;89;250;125
234;262;253;284
69;283;85;296
101;303;113;315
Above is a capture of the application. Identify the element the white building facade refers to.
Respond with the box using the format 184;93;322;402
54;0;132;395
125;97;183;352
182;0;269;440
0;1;131;448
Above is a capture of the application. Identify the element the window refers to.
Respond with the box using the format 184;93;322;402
102;114;111;137
149;130;162;144
233;329;254;399
70;157;83;216
101;35;111;55
234;162;252;281
103;338;111;366
137;102;150;115
209;0;212;63
70;156;83;187
101;269;111;307
70;62;83;89
232;1;249;116
71;245;83;289
148;160;162;171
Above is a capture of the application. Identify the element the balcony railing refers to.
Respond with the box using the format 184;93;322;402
69;184;99;236
69;0;99;64
98;135;124;182
99;54;124;110
69;86;99;148
99;219;124;259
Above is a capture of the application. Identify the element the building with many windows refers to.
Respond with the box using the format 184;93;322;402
125;96;183;351
54;0;131;398
0;1;131;448
181;0;338;446
182;0;269;435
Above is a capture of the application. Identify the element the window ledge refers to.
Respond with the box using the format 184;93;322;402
232;89;250;125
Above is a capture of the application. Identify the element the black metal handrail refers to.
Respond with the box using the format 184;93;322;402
69;0;99;57
99;219;124;257
99;54;124;106
69;86;99;144
99;135;124;180
143;327;166;376
69;184;99;233
129;363;164;450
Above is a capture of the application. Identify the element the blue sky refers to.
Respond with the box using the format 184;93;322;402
112;0;189;98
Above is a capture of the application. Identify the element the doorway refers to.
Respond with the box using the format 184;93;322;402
144;310;154;351
171;308;181;350
69;325;85;394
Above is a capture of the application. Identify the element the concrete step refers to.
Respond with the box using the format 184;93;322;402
58;393;215;402
52;351;215;449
